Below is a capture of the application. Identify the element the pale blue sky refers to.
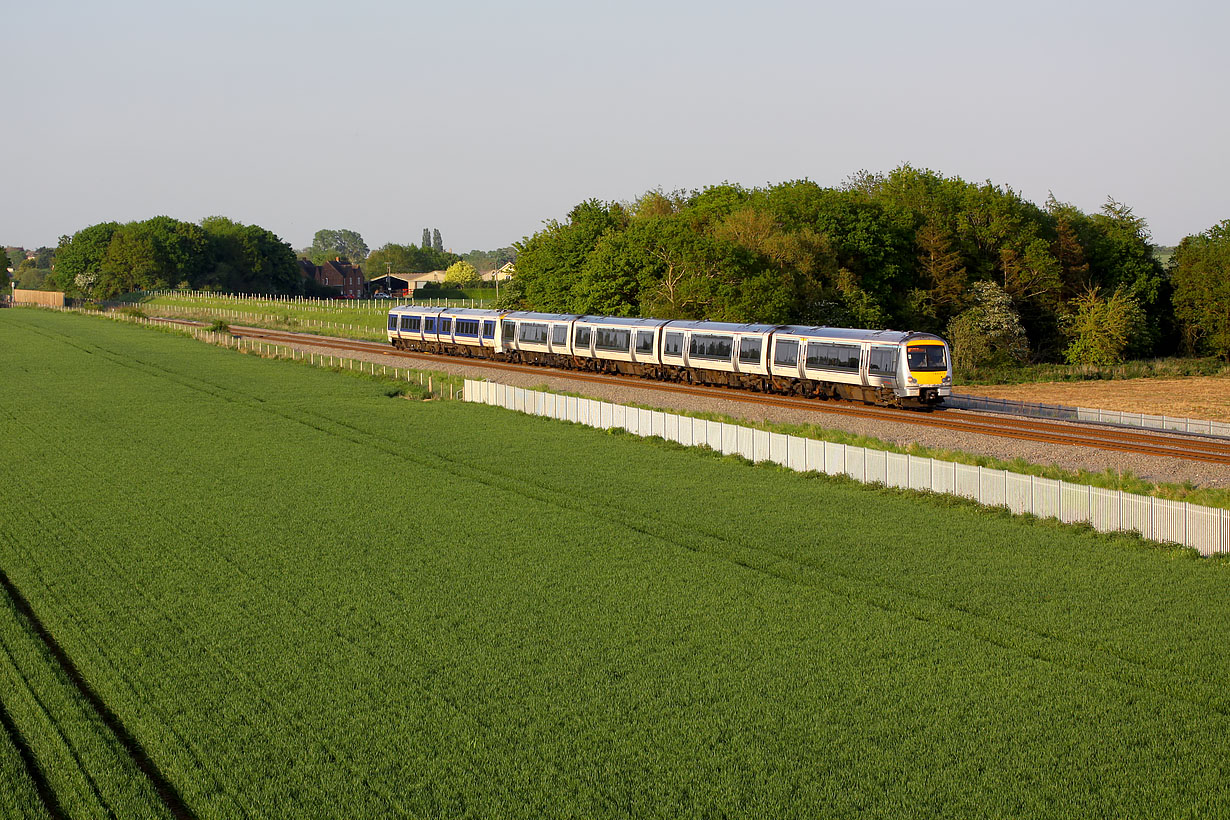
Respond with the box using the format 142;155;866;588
5;0;1226;253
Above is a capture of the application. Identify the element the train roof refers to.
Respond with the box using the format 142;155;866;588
504;311;584;322
389;305;499;318
661;319;780;334
572;315;673;328
774;326;942;344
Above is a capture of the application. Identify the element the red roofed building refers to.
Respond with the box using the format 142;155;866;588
299;259;368;298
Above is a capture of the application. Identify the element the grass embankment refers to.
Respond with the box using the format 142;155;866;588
958;355;1230;386
2;308;1230;817
115;290;493;341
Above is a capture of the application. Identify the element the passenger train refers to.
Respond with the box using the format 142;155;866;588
386;306;952;408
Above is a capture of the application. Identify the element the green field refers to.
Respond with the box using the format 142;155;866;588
2;308;1229;818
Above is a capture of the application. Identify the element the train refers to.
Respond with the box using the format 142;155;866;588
386;305;952;408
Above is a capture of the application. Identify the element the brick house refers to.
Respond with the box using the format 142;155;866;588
299;259;368;298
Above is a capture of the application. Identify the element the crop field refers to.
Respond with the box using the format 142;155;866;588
2;308;1230;818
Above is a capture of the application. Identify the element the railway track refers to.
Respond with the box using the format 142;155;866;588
183;320;1230;468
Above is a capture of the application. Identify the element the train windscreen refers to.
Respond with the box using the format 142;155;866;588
907;345;947;371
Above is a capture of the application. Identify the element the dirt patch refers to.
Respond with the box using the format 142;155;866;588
959;377;1230;422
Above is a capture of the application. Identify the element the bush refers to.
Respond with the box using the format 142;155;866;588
946;281;1029;373
1063;287;1146;366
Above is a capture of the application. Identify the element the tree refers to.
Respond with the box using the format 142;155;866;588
1063;287;1146;366
460;247;516;271
1172;220;1230;360
201;216;301;295
51;222;120;293
910;220;967;332
422;228;431;249
309;229;368;264
443;260;481;288
946;281;1029;372
432;228;443;253
367;242;460;275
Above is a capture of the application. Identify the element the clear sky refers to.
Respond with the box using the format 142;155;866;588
5;0;1227;253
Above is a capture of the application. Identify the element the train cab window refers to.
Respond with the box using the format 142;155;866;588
387;314;397;331
439;318;452;334
482;321;495;339
907;344;947;371
738;337;762;365
595;328;631;352
574;326;592;348
635;330;655;354
806;342;860;371
869;347;897;376
689;334;732;362
773;339;799;367
519;322;548;344
663;332;684;357
551;325;568;346
502;321;516;342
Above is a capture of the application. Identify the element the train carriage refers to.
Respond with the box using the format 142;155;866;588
570;316;672;375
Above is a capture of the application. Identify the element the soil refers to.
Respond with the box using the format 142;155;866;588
958;377;1230;422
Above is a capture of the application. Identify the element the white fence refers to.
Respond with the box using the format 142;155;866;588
464;380;1230;556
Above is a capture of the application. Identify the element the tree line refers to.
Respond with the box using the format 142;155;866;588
50;216;302;300
500;166;1230;366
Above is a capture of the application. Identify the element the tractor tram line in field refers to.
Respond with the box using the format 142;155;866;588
206;321;1230;469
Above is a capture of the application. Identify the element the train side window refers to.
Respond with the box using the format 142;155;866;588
519;322;548;344
399;316;412;331
773;339;798;367
738;337;762;365
663;332;684;356
869;347;897;375
387;314;397;331
595;328;631;352
482;321;495;339
456;319;479;336
503;321;516;342
574;326;592;348
635;330;655;354
551;325;568;346
689;334;732;361
439;318;452;334
806;342;859;371
425;318;436;333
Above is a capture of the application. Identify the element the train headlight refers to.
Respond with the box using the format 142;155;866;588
907;375;917;385
942;374;951;384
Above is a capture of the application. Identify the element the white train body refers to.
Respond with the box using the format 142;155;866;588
387;306;952;408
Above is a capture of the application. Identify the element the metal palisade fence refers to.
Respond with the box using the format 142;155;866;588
464;380;1230;556
947;394;1230;439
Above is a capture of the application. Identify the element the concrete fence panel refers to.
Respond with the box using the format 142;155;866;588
824;442;845;476
768;433;789;468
